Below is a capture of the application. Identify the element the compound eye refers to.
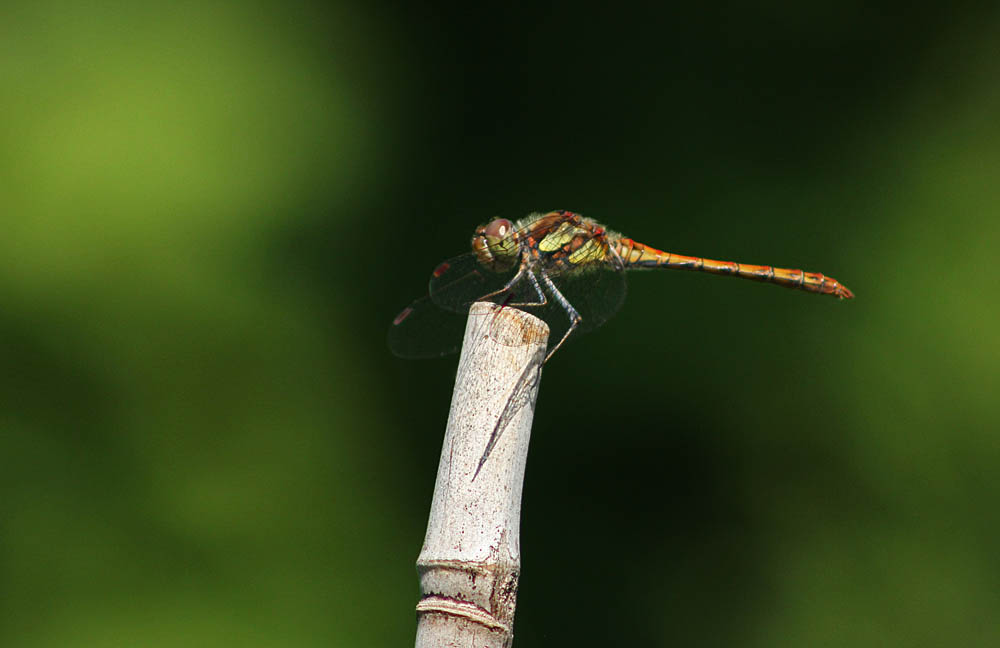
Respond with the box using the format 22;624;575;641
483;218;514;240
484;218;514;239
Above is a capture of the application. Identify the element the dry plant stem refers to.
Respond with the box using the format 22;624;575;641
415;302;549;648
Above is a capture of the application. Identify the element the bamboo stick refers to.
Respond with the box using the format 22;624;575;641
415;302;549;648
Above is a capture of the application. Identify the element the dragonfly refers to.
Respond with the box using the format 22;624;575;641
389;210;853;362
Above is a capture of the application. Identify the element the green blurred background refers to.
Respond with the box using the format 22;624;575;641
2;1;998;646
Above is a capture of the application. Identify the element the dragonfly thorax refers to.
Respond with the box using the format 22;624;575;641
472;218;519;271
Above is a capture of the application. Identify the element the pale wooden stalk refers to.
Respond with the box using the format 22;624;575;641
415;302;549;648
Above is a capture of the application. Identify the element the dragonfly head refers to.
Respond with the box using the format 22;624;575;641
472;218;518;270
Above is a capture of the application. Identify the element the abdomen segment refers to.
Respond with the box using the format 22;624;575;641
615;238;854;299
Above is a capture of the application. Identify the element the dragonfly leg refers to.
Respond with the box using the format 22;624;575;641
505;269;547;307
474;253;532;303
475;252;550;308
538;271;581;362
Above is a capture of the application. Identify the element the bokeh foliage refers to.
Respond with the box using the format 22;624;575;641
1;1;998;646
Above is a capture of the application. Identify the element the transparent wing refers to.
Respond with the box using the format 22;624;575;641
388;249;527;359
387;294;468;359
522;263;627;351
427;252;523;313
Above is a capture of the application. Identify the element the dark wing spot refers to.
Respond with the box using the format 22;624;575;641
433;262;451;278
392;306;413;326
